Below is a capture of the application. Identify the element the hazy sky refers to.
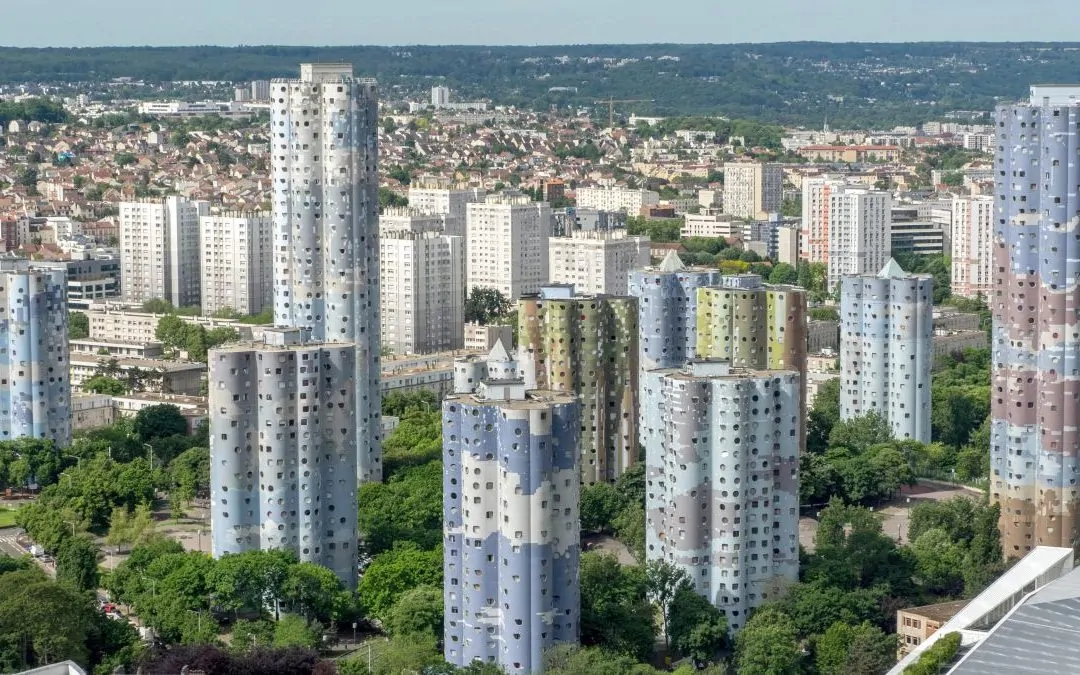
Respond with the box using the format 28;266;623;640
4;0;1080;46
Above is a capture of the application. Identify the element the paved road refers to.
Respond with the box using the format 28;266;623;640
0;527;28;558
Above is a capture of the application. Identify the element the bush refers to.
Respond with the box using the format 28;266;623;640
904;632;961;675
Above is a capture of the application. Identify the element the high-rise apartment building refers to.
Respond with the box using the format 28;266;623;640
628;251;721;372
379;207;445;236
250;80;271;102
0;259;70;447
199;212;272;316
120;197;208;307
443;379;580;673
839;259;933;443
575;187;660;214
466;193;552;300
547;230;650;296
408;178;486;237
643;359;800;633
431;85;451;108
270;63;381;482
723;162;783;219
209;328;359;587
379;227;464;356
991;85;1080;554
800;176;836;266
822;185;892;292
518;284;638;483
950;195;994;300
695;276;808;448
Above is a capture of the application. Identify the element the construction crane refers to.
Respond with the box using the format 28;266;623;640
594;98;654;127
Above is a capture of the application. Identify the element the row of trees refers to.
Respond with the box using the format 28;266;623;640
155;314;240;362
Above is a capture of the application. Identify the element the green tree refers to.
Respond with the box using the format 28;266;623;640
768;263;798;285
807;378;841;455
115;152;137;166
911;528;965;596
668;586;728;662
734;606;802;675
282;561;346;623
154;313;189;352
358;460;442;555
646;559;692;648
358;543;442;621
544;644;665;675
463;287;513;325
55;534;100;592
82;374;129;395
828;411;893;453
134;404;188;441
814;621;896;675
70;311;90;339
580;481;623;533
272;614;321;649
383;585;443;638
230;618;274;651
579;552;656;661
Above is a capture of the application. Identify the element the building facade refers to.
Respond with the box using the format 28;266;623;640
628;251;721;372
466;193;552;300
840;259;933;443
442;381;580;673
209;329;359;587
723;162;783;219
407;179;485;237
0;260;70;446
199;212;272;316
575;187;659;214
992;86;1080;554
379;229;464;355
270;63;382;482
800;176;837;266
119;197;208;306
547;230;650;296
518;285;638;483
643;360;800;633
950;195;994;299
826;186;892;292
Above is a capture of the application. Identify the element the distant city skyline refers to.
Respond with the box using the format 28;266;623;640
3;0;1080;47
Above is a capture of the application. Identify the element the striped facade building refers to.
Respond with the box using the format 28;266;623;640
992;85;1080;554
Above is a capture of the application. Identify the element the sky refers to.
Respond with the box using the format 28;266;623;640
4;0;1080;47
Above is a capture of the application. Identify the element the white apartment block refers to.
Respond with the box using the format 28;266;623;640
576;187;660;214
120;197;208;307
407;179;486;237
379;207;446;236
824;186;892;292
950;195;994;299
548;230;650;295
723;162;783;219
682;212;740;239
199;212;272;316
466;193;552;300
380;229;465;355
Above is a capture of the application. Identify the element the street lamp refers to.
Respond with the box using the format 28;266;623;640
143;444;154;470
63;520;76;537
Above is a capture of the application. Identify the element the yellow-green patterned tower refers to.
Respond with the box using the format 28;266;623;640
519;284;638;484
696;275;808;447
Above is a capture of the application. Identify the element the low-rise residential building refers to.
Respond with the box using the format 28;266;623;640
463;322;513;352
896;600;968;658
681;212;740;239
576;186;659;214
69;355;205;395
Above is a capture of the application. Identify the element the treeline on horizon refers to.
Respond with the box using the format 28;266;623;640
4;42;1080;127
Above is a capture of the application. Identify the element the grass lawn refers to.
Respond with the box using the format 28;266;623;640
0;507;19;528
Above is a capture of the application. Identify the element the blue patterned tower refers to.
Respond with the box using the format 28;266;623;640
993;85;1080;554
628;251;722;372
442;379;581;673
839;259;933;443
270;63;382;483
0;259;70;446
